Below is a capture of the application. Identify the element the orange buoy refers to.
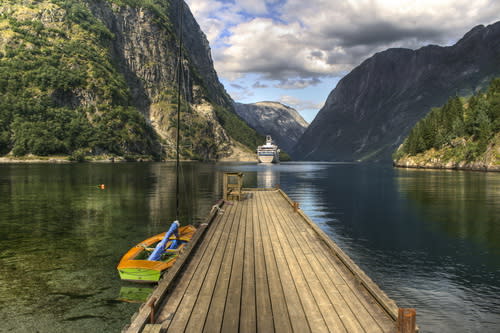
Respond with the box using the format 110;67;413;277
99;184;105;189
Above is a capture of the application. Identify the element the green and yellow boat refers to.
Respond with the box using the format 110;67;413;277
117;222;196;283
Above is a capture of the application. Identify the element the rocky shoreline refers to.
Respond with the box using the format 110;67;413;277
394;161;500;172
0;149;258;164
393;154;500;172
0;156;151;164
0;157;72;164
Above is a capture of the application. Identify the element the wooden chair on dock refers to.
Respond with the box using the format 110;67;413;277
223;172;244;201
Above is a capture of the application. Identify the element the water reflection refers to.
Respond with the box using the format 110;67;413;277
0;163;221;333
257;165;279;188
118;286;153;304
1;162;500;333
240;163;500;333
396;169;500;253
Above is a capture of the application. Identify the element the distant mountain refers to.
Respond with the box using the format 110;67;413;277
292;22;500;162
0;0;261;160
234;101;309;152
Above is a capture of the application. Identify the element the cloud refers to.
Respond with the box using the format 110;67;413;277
252;81;269;88
215;18;347;81
187;0;500;84
230;83;245;89
275;77;322;90
279;95;324;111
237;0;269;15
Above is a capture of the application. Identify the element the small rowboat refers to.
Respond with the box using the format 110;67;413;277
117;222;196;283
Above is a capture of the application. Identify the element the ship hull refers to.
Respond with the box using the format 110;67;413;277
258;153;279;163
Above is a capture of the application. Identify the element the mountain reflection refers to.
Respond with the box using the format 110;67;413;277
396;169;500;252
0;163;221;332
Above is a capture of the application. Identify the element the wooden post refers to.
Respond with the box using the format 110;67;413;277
397;308;416;333
148;297;157;324
293;201;299;213
223;173;228;201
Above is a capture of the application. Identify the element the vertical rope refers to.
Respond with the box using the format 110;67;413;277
175;0;184;222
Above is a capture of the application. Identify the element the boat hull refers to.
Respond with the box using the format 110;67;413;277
257;153;279;163
117;225;196;283
118;267;162;284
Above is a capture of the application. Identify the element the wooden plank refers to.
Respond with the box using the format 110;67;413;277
275;190;393;332
141;324;161;333
124;200;224;333
163;201;239;331
291;214;393;332
264;190;348;333
221;197;248;332
257;191;311;332
261;191;329;332
252;191;275;332
254;192;293;332
278;189;399;322
156;202;235;327
202;200;244;332
180;200;242;332
239;195;257;332
272;191;372;332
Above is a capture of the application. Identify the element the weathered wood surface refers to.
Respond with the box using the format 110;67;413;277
125;189;401;332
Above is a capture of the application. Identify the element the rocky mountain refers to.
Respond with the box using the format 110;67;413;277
233;101;308;152
0;0;261;160
292;22;500;162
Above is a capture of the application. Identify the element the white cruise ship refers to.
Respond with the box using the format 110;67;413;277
257;135;280;163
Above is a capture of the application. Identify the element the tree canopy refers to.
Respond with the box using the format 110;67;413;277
394;78;500;162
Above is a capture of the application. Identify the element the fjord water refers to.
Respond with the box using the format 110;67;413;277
0;163;499;332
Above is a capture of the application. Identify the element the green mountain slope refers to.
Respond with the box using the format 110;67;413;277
0;0;262;160
393;78;500;170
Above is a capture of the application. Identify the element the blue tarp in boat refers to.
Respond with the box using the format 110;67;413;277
147;221;180;261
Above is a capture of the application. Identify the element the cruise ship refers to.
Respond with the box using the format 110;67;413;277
257;135;280;163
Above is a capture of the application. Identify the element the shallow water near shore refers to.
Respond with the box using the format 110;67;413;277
0;162;499;332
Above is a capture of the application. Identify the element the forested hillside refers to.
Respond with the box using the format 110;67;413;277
0;0;261;161
394;78;500;170
0;0;152;159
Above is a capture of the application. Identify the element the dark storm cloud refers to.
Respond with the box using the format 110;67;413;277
328;22;445;47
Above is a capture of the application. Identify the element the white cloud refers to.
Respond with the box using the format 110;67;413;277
279;95;324;111
187;0;499;121
236;0;268;15
187;0;500;83
215;17;348;81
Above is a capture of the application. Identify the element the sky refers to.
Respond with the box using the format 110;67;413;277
185;0;500;123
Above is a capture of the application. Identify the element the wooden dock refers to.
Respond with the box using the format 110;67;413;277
124;188;413;333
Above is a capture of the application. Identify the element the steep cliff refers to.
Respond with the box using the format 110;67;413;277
293;22;500;162
0;0;260;160
234;101;308;152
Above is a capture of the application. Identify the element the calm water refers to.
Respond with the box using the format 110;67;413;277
0;162;499;332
